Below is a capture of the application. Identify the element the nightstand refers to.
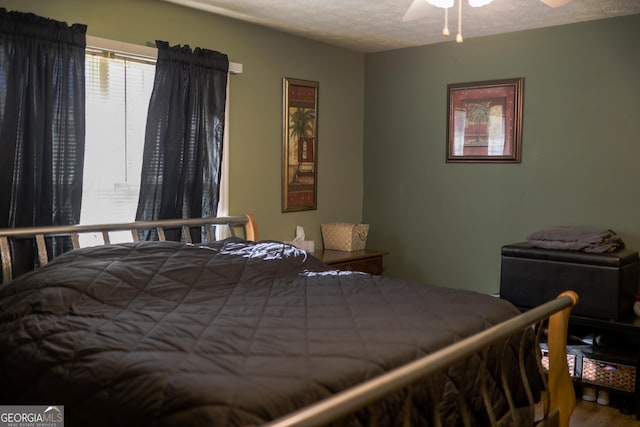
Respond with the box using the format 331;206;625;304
313;249;387;275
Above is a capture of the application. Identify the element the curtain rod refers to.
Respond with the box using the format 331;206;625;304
86;35;243;74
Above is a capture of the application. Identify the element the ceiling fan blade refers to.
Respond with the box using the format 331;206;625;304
402;0;430;22
539;0;574;7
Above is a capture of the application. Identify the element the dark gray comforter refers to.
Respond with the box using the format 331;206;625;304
0;238;540;426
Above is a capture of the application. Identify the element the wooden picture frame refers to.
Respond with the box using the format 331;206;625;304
282;77;318;212
446;78;524;163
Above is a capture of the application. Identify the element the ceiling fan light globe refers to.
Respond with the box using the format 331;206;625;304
427;0;455;8
468;0;493;6
539;0;574;7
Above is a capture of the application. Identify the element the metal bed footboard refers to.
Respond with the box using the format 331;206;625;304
264;291;578;427
0;214;257;284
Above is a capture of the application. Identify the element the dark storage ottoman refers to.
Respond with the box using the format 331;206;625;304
500;242;639;320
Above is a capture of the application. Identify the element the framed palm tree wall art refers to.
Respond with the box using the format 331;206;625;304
446;78;524;163
282;77;319;212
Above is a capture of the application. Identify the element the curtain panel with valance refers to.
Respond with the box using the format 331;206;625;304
0;8;86;275
136;40;229;240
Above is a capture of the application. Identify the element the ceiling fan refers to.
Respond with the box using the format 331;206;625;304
402;0;576;42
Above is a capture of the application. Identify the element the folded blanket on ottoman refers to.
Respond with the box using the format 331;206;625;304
527;226;625;253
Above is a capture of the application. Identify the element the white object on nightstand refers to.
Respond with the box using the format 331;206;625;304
287;226;315;252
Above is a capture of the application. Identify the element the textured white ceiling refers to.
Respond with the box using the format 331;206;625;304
163;0;640;53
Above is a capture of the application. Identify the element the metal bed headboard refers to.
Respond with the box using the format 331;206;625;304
0;214;257;284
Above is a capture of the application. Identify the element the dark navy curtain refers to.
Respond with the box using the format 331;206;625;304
0;9;86;275
136;40;228;241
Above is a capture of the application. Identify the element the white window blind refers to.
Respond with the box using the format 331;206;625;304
81;51;155;226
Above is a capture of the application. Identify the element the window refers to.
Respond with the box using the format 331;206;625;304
81;37;233;243
82;47;155;226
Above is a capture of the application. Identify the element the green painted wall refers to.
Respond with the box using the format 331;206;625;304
0;0;366;244
364;14;640;294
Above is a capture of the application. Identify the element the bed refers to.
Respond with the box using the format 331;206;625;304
0;215;577;427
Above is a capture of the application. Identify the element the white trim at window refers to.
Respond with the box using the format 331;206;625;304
86;36;243;74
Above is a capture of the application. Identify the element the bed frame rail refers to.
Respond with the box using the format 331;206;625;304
263;291;578;427
0;214;257;284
